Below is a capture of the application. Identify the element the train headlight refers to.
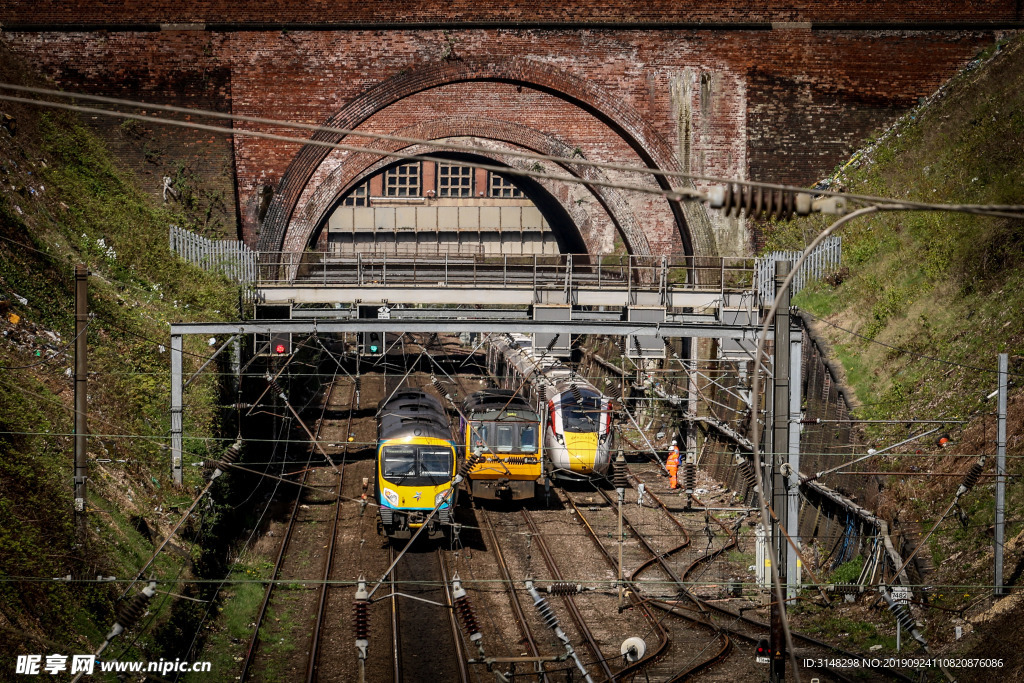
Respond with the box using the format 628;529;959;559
382;488;400;507
554;432;565;445
434;490;451;508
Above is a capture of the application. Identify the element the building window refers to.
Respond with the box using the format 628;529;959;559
384;163;421;197
437;164;473;197
489;172;524;198
341;182;368;206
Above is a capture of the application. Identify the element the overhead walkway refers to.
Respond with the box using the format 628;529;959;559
255;252;760;310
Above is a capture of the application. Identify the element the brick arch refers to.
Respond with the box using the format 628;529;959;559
286;116;650;257
258;56;716;256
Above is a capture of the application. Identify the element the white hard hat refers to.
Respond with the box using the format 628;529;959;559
671;440;677;445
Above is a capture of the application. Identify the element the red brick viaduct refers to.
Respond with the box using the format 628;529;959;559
2;3;1019;257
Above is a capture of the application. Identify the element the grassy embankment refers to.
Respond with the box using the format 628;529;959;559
763;35;1024;649
0;45;241;666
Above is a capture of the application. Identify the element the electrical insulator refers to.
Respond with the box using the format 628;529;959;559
708;184;812;220
353;578;370;661
632;336;643;357
617;336;627;355
353;599;370;639
532;591;560;631
546;582;583;596
459;453;484;478
220;440;242;466
430;375;453;403
211;438;243;481
683;462;697;494
115;582;157;632
545;333;560;353
612;455;628;491
956;457;985;498
887;601;915;632
266;375;287;402
451;574;482;644
353;375;361;392
570;382;583;404
736;454;758;492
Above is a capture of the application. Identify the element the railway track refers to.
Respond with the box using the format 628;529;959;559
476;505;551;683
388;545;470;682
599;464;913;682
519;508;616;682
239;358;351;682
560;485;723;682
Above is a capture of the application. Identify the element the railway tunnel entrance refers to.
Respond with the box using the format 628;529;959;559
256;58;719;261
313;152;588;258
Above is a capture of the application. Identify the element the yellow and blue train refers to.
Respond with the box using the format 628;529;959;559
375;388;459;539
460;389;542;500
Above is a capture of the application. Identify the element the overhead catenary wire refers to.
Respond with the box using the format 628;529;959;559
2;84;1024;220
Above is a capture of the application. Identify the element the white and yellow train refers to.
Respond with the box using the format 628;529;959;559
486;334;613;482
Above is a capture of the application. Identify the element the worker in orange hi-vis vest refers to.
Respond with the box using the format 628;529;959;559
666;440;681;489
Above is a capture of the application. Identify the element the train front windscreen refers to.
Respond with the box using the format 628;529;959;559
560;394;603;432
470;422;539;453
381;445;453;486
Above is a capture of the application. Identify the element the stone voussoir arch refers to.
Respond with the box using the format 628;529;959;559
287;115;651;257
258;56;716;257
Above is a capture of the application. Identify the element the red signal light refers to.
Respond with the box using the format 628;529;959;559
274;343;286;354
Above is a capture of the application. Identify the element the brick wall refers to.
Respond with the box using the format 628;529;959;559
2;2;1019;25
2;17;1006;254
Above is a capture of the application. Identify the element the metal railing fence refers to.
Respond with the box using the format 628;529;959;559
755;236;842;304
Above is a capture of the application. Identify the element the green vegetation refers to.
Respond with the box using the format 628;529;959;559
0;48;238;664
765;35;1024;425
830;556;864;584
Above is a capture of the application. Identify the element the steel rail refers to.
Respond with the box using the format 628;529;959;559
240;356;341;682
306;381;355;682
579;487;732;680
630;467;912;682
520;509;615;682
560;492;670;681
437;549;472;683
389;546;402;683
477;506;550;683
239;448;315;681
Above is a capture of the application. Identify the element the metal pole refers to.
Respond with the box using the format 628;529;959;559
74;265;88;530
171;334;183;485
770;260;791;683
995;353;1008;597
787;327;802;598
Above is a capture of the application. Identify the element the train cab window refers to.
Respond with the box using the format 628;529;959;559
562;396;600;433
420;448;452;478
520;425;538;453
496;425;515;452
382;446;417;479
471;423;489;451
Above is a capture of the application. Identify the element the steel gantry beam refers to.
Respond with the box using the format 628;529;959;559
168;317;770;484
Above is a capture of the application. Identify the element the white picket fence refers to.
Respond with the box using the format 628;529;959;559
169;225;256;285
756;235;842;304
